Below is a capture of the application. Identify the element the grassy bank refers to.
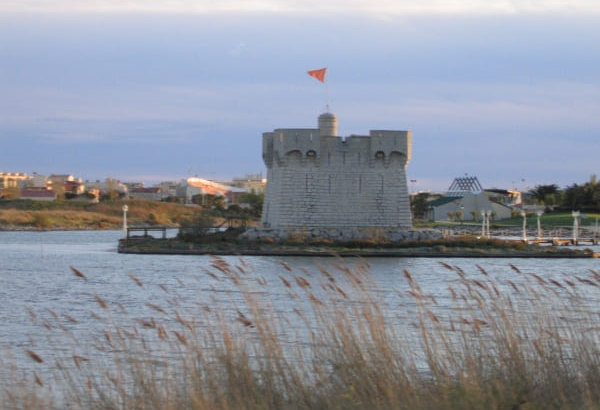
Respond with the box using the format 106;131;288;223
0;199;199;230
5;259;600;409
415;211;600;229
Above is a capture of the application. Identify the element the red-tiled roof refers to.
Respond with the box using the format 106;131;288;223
20;189;55;198
131;187;161;193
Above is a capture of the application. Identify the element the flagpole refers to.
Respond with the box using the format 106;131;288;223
325;80;331;112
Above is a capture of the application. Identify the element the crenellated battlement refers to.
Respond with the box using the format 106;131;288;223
263;128;411;168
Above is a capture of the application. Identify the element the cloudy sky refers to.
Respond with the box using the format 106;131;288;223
1;0;598;191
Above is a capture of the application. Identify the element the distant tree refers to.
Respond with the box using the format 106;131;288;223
410;193;429;220
237;191;264;218
52;183;65;202
161;196;183;204
590;174;600;204
192;194;226;211
32;213;51;228
179;210;216;237
105;178;120;201
562;175;600;209
529;184;560;205
227;204;242;214
147;213;158;225
454;211;463;223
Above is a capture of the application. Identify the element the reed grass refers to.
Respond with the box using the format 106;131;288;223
4;258;600;409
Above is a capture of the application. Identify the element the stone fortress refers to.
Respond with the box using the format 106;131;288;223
242;112;441;242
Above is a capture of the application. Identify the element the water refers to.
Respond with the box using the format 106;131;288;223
1;230;599;384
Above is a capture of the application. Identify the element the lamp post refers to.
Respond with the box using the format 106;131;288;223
572;211;580;245
481;210;486;237
536;210;544;240
480;210;492;238
122;204;129;237
521;210;527;242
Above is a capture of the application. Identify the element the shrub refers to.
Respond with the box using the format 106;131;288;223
31;213;51;228
147;212;158;225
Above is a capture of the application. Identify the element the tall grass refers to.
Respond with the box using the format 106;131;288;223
4;258;600;409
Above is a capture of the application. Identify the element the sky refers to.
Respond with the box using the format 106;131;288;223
1;0;599;192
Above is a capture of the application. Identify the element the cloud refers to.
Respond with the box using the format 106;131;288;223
3;0;600;14
1;12;598;190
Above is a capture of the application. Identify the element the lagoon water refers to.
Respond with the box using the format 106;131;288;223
1;230;599;379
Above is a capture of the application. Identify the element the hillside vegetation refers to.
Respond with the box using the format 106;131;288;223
0;199;199;230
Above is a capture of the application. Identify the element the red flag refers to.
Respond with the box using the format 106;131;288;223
307;68;327;83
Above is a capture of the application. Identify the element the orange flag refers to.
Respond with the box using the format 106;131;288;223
307;68;327;83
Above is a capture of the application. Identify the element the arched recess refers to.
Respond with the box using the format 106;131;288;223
389;151;408;166
284;150;303;163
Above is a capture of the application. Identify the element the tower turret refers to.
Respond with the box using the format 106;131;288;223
318;112;337;137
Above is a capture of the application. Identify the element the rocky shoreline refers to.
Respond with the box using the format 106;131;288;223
118;246;598;258
118;235;599;258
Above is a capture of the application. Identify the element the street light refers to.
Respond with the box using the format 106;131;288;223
536;210;544;240
481;210;486;237
122;204;129;237
520;210;527;242
480;210;493;238
572;211;580;245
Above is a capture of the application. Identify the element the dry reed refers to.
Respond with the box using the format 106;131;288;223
3;259;600;409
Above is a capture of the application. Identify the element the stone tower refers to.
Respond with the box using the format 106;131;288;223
261;112;412;237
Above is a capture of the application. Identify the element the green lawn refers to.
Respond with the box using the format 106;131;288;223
493;212;600;228
415;212;600;229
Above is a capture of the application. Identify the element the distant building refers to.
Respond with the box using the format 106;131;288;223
49;174;75;186
84;179;128;197
129;187;165;201
30;173;51;189
425;176;514;221
0;172;30;189
64;180;85;195
484;188;522;208
48;174;87;195
177;177;249;205
124;182;145;191
229;173;267;193
154;181;179;198
20;188;56;201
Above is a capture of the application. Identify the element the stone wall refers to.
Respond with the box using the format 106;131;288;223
241;227;445;243
261;113;413;234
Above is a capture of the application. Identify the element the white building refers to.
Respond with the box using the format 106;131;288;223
426;176;514;222
84;178;128;197
176;177;249;205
